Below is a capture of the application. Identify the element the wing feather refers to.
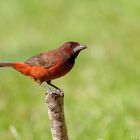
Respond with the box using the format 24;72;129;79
25;51;57;68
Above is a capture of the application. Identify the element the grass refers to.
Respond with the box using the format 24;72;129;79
0;0;140;139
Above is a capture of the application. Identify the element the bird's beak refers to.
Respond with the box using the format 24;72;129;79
79;45;87;50
74;45;87;53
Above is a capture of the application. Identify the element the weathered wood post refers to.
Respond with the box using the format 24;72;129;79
46;91;69;140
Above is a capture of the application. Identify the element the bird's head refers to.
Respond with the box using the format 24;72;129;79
62;41;87;58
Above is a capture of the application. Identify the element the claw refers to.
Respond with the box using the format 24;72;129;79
56;88;64;97
46;81;64;96
49;88;64;97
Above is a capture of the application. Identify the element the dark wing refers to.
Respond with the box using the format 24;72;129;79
25;51;57;68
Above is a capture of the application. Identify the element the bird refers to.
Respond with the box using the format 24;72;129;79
0;41;87;95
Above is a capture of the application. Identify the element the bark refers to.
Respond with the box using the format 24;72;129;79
46;91;69;140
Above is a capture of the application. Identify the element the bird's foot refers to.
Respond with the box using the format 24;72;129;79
46;88;64;97
55;88;64;97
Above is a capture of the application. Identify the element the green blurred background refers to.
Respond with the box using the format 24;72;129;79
0;0;140;139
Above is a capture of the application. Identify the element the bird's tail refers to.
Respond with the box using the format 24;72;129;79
0;62;14;67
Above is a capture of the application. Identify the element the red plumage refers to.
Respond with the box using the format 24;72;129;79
0;41;87;90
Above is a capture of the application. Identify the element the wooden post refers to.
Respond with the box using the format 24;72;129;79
46;91;69;140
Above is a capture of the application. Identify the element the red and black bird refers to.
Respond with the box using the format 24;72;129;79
0;41;87;94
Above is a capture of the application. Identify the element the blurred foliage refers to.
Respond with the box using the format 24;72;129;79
0;0;140;139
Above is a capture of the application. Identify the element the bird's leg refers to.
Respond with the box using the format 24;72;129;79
47;81;64;96
41;83;53;94
35;79;52;94
47;81;60;90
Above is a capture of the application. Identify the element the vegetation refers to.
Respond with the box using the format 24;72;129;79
0;0;140;139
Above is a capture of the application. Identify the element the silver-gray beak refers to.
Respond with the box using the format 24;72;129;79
79;45;87;50
73;45;87;53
